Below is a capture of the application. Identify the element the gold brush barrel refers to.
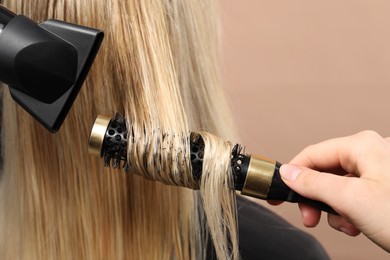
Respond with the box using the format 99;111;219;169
88;115;111;156
241;155;276;200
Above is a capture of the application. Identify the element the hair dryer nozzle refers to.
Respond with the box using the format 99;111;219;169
0;5;104;132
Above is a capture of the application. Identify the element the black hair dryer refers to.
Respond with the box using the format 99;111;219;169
0;5;103;132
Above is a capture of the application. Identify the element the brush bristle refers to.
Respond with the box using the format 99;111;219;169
102;113;128;168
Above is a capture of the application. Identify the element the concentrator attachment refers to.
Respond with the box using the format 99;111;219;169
0;5;104;132
88;114;337;215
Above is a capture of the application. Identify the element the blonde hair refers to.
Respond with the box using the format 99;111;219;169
0;0;238;259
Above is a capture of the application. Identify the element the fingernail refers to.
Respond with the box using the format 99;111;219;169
340;227;352;236
280;164;302;182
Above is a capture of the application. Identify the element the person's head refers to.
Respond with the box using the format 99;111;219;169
0;1;238;259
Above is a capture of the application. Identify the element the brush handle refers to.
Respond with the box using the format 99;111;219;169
267;162;338;215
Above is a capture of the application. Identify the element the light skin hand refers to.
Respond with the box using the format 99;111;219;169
279;130;390;253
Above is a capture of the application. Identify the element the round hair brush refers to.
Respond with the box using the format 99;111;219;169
89;114;337;215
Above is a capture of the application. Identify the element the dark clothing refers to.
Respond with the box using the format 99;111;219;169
237;196;329;260
208;196;330;260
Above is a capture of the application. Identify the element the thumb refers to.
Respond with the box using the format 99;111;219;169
279;164;348;208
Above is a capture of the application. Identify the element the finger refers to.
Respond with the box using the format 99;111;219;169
299;203;321;227
328;214;361;237
291;131;389;178
290;135;358;174
267;200;284;206
280;164;351;210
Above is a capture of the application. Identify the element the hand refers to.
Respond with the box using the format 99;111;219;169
279;130;390;253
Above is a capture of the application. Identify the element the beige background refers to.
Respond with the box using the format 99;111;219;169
221;1;390;259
